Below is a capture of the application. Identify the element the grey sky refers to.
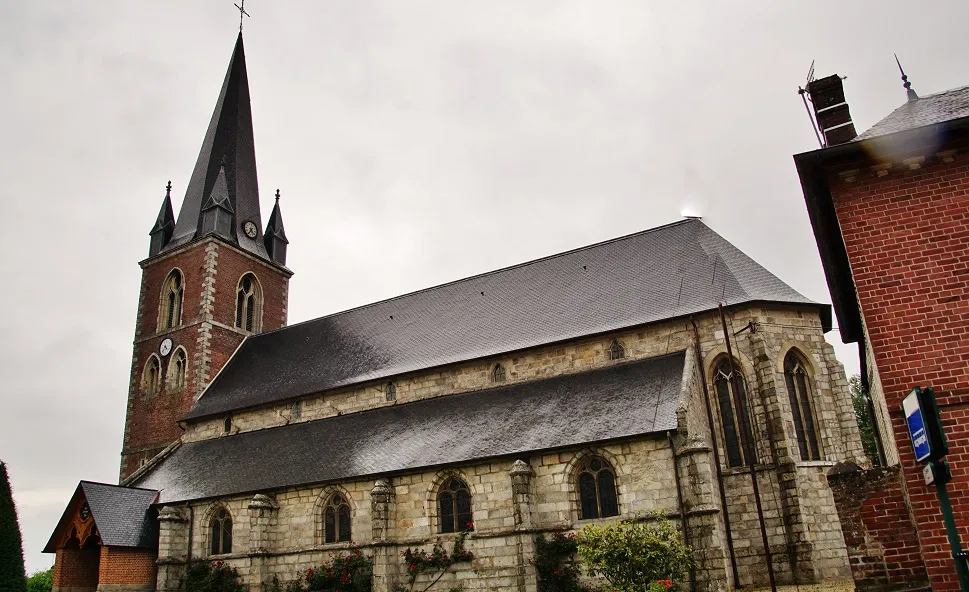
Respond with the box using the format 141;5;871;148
3;0;968;574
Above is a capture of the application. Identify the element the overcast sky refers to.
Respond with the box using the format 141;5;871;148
3;0;969;574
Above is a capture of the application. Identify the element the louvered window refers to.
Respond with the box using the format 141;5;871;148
235;273;261;332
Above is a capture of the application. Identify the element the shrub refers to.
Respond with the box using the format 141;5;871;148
26;568;53;592
398;531;473;592
177;559;246;592
576;513;693;592
304;549;372;592
534;532;588;592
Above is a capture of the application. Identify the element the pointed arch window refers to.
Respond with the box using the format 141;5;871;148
143;356;161;396
235;273;262;333
385;382;397;402
784;352;822;461
438;478;473;534
713;358;753;468
577;456;619;519
608;340;625;361
168;348;187;391
291;400;302;420
209;507;232;555
323;493;352;544
492;364;506;383
223;416;232;434
158;270;184;332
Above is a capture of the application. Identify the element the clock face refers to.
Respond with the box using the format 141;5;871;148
243;220;258;239
159;338;173;357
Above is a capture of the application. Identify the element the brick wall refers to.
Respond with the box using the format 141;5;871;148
827;464;928;591
98;547;157;587
52;547;99;592
829;140;969;591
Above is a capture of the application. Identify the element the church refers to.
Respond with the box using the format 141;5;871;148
44;32;867;592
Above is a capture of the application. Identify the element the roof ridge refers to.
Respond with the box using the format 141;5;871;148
253;218;701;338
918;82;969;100
80;480;159;492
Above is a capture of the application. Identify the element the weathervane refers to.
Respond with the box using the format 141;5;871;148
234;0;250;32
894;54;919;102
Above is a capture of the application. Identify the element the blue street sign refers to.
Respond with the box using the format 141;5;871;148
904;389;932;462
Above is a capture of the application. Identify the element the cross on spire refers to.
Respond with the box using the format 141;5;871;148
275;188;281;202
234;0;250;32
165;180;172;197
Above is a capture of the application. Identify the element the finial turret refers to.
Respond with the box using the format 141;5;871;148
166;180;172;197
895;54;919;102
275;188;280;202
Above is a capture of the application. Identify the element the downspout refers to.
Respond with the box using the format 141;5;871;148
668;430;696;592
690;317;739;582
187;505;194;560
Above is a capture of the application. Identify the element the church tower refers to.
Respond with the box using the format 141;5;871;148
120;33;292;481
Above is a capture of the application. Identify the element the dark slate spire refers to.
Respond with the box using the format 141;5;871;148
264;189;289;266
165;33;269;260
149;181;176;256
895;54;919;102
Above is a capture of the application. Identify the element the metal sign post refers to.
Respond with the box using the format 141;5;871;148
904;387;969;592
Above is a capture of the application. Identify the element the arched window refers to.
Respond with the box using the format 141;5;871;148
385;382;397;402
143;356;161;396
608;340;625;361
323;494;352;544
784;352;822;461
577;456;619;519
291;400;302;420
713;358;753;468
158;270;184;332
492;364;506;383
168;348;187;391
235;273;262;333
438;478;473;533
209;507;232;555
223;416;232;434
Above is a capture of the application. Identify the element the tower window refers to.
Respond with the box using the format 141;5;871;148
158;270;184;332
713;358;753;468
577;456;620;520
784;352;823;461
323;494;352;544
143;356;161;396
168;348;187;392
608;339;625;361
492;363;506;383
438;478;473;534
209;507;232;555
234;273;262;333
385;382;397;402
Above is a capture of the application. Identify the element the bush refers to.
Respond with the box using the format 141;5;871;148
576;513;693;592
0;461;26;592
26;568;53;592
304;549;372;592
177;559;246;592
534;532;588;592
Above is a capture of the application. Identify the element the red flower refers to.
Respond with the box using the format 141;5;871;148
657;579;673;589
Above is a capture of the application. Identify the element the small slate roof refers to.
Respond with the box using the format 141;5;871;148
855;84;969;140
43;482;158;552
186;219;823;420
138;352;686;504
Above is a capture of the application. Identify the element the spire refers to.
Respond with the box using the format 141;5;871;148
149;181;176;256
264;189;289;266
165;33;269;260
895;54;919;102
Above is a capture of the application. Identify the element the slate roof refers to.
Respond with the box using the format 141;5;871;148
855;84;969;140
186;218;825;420
43;482;158;552
138;352;686;504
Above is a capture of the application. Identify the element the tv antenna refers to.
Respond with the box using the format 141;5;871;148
797;59;824;148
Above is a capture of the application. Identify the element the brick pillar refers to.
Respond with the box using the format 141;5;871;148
370;479;397;592
156;506;188;592
248;494;278;592
675;436;730;592
509;459;538;592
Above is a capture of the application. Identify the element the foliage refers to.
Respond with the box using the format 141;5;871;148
849;375;880;465
534;532;589;592
576;513;693;592
396;531;473;592
304;549;372;592
26;568;53;592
0;461;27;592
177;559;246;592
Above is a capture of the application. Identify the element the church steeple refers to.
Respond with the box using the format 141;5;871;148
163;33;269;261
264;189;289;265
148;181;175;256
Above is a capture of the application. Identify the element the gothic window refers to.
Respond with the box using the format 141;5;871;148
492;363;506;383
223;416;232;434
577;456;619;519
608;339;625;361
168;348;187;391
438;478;473;534
143;356;161;396
209;507;232;555
158;269;184;332
713;357;753;468
784;351;822;461
385;382;397;402
291;400;302;420
323;494;352;544
234;273;262;333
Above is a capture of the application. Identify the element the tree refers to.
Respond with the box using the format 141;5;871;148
849;375;880;465
0;460;27;592
26;569;53;592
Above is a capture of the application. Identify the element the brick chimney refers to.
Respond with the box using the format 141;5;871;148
806;74;857;146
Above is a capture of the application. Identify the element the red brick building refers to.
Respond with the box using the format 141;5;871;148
796;72;969;591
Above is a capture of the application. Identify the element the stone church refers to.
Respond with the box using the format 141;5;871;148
45;33;866;592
